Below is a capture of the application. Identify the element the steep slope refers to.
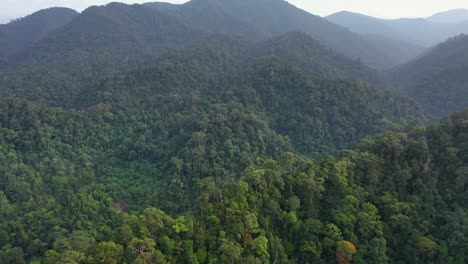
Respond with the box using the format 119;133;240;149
0;7;77;60
363;34;423;67
29;3;205;61
83;44;421;155
0;31;383;108
0;3;463;264
249;32;381;85
232;58;422;154
387;34;468;116
327;10;468;47
0;3;207;107
146;0;402;69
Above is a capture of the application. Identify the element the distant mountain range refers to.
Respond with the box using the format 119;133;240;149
427;9;468;24
147;0;404;69
327;9;468;47
0;0;467;117
386;34;468;116
0;0;431;70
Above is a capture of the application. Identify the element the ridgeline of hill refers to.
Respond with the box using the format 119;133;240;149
0;1;466;263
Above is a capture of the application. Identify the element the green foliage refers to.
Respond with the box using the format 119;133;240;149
0;97;466;263
250;236;270;260
0;4;465;263
94;242;124;264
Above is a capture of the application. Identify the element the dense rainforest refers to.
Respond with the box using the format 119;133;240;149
0;0;467;263
0;99;466;263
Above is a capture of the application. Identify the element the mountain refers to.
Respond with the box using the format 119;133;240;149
428;9;468;24
145;0;260;37
362;34;424;69
0;1;467;264
0;30;383;108
230;58;421;154
0;94;463;263
145;0;409;69
28;3;205;61
327;11;398;37
90;52;420;153
0;3;207;107
2;0;380;107
383;18;460;47
0;38;425;262
327;10;468;47
322;12;426;67
0;7;77;60
72;31;418;153
387;34;468;116
249;31;381;83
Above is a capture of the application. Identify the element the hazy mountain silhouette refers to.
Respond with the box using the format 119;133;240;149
30;3;205;58
146;0;410;69
250;31;381;84
0;0;431;70
428;9;468;24
327;10;468;47
0;7;77;60
387;34;468;116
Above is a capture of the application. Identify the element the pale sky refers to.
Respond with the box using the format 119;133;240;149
2;0;468;24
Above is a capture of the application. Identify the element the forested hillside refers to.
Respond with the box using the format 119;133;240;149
0;3;208;108
0;7;77;61
1;0;413;70
0;101;465;263
387;34;468;116
0;30;383;109
0;1;466;264
145;0;416;69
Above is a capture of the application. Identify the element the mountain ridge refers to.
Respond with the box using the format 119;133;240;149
0;7;77;60
327;10;468;47
386;34;468;116
145;0;412;69
0;1;466;264
428;9;468;24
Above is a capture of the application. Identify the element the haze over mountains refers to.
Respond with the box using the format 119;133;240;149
326;8;468;117
0;0;437;70
387;34;468;116
327;9;468;47
428;9;468;23
0;7;77;59
0;1;467;263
